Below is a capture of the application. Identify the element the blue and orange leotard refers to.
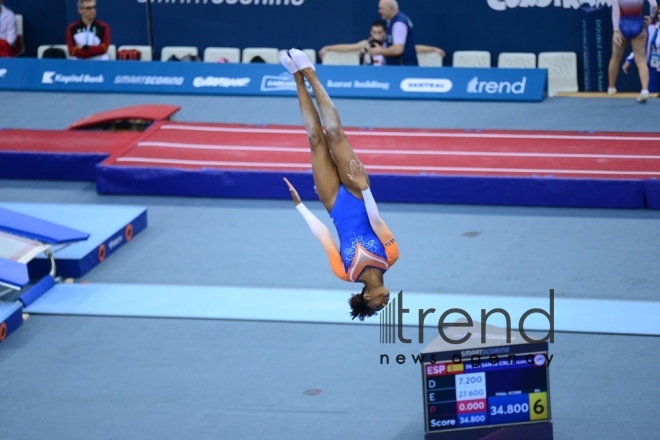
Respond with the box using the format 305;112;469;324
295;184;399;282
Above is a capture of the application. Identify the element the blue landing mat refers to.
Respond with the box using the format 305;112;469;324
23;283;660;337
0;203;147;278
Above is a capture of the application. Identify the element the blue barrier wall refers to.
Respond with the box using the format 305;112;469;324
3;0;652;92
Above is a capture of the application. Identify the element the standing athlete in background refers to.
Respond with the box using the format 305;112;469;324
608;0;657;102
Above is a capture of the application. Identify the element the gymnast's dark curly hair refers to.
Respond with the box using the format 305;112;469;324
349;286;379;321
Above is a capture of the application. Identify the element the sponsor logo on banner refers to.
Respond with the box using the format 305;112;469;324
467;76;527;94
487;0;611;12
0;68;7;79
113;75;185;86
326;79;390;90
41;71;104;84
137;0;305;6
192;76;251;88
261;72;297;91
400;78;452;93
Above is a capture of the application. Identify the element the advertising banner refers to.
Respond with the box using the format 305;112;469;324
0;58;28;90
14;59;547;102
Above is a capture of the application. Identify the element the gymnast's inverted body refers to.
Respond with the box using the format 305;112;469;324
280;48;400;321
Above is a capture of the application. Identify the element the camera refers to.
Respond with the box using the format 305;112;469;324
359;37;382;56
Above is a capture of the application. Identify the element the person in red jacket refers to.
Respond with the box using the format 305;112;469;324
66;0;111;60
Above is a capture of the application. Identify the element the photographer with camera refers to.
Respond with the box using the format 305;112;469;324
319;21;387;65
319;21;445;66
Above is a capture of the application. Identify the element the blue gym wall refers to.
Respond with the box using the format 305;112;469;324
4;0;653;92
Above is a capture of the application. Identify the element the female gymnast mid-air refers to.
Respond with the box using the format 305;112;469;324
280;48;399;321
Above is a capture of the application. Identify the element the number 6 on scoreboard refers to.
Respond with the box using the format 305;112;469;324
528;392;548;421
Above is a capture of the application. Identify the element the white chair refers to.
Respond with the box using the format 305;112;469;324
321;50;360;66
117;45;153;61
37;44;70;59
538;52;578;96
498;52;536;68
13;14;24;56
241;47;279;64
204;47;240;63
161;46;199;61
417;51;443;67
452;50;491;68
14;14;22;36
106;44;117;61
278;49;317;64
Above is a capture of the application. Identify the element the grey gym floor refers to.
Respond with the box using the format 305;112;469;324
0;90;658;440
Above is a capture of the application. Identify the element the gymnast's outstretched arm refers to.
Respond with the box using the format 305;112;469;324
346;160;399;264
284;177;349;281
360;187;399;264
295;203;350;281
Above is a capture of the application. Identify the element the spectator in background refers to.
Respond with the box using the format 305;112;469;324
66;0;111;60
0;0;17;57
368;0;417;66
319;21;445;66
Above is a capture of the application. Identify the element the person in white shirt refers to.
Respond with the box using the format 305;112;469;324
0;0;17;57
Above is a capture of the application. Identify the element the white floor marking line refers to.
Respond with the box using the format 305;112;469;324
159;125;660;141
136;141;660;160
114;157;660;175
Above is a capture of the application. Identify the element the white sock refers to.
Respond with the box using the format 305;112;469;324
280;53;298;74
289;48;315;71
641;89;649;95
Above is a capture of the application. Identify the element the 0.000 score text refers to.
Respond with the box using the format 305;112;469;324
459;401;486;411
490;403;529;415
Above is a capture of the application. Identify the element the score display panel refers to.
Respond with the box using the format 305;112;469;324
423;351;551;435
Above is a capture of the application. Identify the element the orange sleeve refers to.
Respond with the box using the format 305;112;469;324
383;235;399;265
296;203;349;282
318;233;350;281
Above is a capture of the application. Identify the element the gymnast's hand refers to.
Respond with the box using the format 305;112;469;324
283;177;302;206
613;30;623;47
347;159;369;191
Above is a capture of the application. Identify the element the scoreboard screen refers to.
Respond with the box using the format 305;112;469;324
423;351;550;433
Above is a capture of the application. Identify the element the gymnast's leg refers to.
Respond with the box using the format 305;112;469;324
631;29;650;102
608;33;627;93
281;53;340;212
288;49;370;200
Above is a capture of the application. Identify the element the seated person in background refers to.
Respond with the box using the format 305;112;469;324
66;0;111;60
318;21;445;66
0;0;17;57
